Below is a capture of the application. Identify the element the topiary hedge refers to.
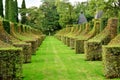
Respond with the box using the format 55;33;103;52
1;20;32;63
69;24;86;49
65;26;76;47
13;43;32;63
0;45;23;80
0;20;12;44
85;18;118;61
102;46;120;78
0;17;45;80
75;19;100;54
10;23;39;54
54;27;67;40
64;25;73;45
3;20;10;34
102;30;120;78
60;27;69;41
26;27;44;47
62;26;72;44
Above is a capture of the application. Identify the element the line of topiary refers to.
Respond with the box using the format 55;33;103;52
55;17;120;79
0;18;46;79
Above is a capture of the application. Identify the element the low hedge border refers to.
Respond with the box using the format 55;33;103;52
85;18;118;61
0;48;23;80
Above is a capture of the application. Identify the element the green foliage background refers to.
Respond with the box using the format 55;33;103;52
1;0;120;34
23;0;120;35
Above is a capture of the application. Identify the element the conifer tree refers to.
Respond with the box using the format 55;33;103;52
21;0;27;24
8;0;15;22
0;0;3;17
5;0;9;19
5;0;18;22
14;0;19;22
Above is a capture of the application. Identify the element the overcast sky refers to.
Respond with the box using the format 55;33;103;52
2;0;87;8
17;0;87;8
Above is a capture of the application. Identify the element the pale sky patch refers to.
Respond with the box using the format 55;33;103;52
17;0;87;8
69;0;87;5
17;0;42;8
3;0;87;8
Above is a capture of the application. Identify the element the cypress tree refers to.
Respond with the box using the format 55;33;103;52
22;0;26;9
5;0;9;19
21;0;27;24
8;0;15;22
0;0;3;17
14;0;19;22
5;0;16;22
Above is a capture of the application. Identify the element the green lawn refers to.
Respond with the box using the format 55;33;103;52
23;36;120;80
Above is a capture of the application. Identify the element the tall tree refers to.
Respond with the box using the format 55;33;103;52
5;0;16;22
14;0;19;22
21;0;27;24
25;7;44;30
56;1;74;27
39;0;60;34
5;0;9;19
0;0;3;17
9;0;16;22
103;0;120;17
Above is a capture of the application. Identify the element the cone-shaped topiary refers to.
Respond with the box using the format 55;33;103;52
21;0;27;24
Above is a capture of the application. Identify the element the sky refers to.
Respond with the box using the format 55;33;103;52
3;0;87;8
17;0;42;8
17;0;87;8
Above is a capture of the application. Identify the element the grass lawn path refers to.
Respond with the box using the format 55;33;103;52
23;36;120;80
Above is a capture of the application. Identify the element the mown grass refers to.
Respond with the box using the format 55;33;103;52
23;36;120;80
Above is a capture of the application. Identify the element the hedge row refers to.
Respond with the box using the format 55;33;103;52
75;19;101;53
0;18;46;79
85;18;118;61
55;17;120;79
102;29;120;78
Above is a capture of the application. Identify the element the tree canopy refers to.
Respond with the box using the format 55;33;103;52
1;0;120;34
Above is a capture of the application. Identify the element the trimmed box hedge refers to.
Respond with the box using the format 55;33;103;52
69;24;87;49
0;47;23;80
102;46;120;78
1;20;33;63
13;43;32;63
64;26;73;45
62;27;72;44
10;23;39;54
102;29;120;78
66;25;82;47
75;19;100;54
66;26;78;47
85;18;118;61
69;25;83;49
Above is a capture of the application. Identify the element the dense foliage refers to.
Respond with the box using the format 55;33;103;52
8;0;15;22
26;0;79;35
5;0;9;20
0;0;3;17
21;0;27;24
5;0;18;22
14;0;19;22
40;0;60;34
2;0;120;34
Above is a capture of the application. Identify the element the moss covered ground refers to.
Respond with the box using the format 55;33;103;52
23;36;120;80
